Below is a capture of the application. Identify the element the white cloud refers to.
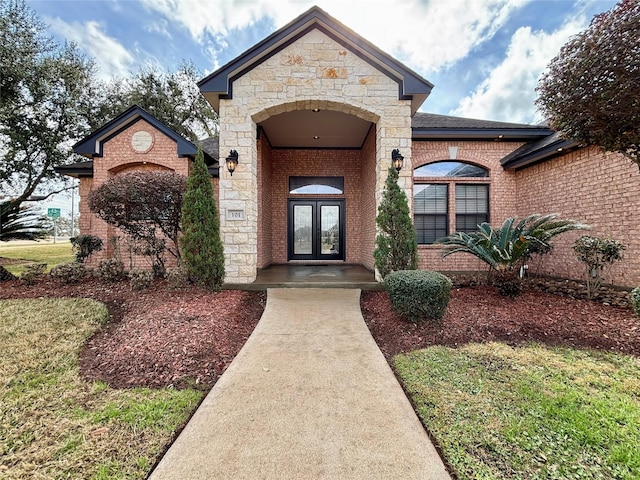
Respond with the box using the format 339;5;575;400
451;17;589;123
145;18;173;40
47;17;135;80
139;0;530;75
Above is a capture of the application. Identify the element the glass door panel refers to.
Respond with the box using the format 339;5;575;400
293;205;313;255
320;205;340;256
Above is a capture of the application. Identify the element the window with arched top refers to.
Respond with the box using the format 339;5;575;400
413;161;489;244
289;176;344;194
413;161;488;178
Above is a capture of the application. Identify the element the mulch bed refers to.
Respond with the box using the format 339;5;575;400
2;276;639;390
0;277;266;390
361;286;640;359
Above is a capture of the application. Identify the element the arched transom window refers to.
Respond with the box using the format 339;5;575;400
413;161;489;244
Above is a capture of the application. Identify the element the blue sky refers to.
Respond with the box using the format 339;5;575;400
29;0;617;125
24;0;617;217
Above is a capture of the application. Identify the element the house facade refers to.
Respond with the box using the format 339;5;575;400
59;6;640;287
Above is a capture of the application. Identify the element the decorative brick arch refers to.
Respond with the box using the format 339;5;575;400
109;162;175;176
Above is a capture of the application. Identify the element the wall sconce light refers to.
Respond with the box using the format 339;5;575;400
226;150;239;176
391;148;404;173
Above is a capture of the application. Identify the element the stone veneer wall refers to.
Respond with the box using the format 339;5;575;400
218;28;412;283
411;140;523;272
515;147;640;287
79;119;193;269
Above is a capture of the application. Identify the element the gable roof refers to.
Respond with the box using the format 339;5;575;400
412;112;554;141
198;6;433;114
73;105;212;161
500;131;579;169
59;110;220;179
57;137;220;178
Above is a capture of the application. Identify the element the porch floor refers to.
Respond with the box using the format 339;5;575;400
223;264;382;290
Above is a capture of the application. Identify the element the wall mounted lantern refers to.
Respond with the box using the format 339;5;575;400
226;150;239;176
391;148;404;173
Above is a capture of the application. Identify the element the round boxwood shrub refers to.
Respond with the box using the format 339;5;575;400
96;258;125;283
50;262;87;285
129;268;153;291
631;286;640;316
384;270;452;323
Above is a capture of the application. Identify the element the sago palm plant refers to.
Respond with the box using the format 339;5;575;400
0;201;48;241
438;214;589;296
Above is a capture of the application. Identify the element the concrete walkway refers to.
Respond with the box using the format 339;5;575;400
149;289;451;480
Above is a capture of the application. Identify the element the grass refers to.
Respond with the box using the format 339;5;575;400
395;342;640;480
0;298;203;480
0;241;75;275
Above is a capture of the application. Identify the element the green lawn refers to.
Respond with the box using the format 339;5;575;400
0;241;75;275
0;298;203;480
395;342;640;479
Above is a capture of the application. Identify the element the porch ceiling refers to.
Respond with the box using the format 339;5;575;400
259;110;372;148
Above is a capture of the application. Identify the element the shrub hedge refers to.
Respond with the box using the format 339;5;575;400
384;270;452;323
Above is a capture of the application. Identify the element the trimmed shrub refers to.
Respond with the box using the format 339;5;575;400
129;268;153;291
166;266;190;289
70;235;103;263
50;262;87;285
631;287;640;316
385;270;452;323
374;166;418;279
180;146;225;289
573;235;625;299
20;263;47;285
96;258;125;282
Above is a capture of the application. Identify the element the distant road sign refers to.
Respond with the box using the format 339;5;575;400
47;208;61;219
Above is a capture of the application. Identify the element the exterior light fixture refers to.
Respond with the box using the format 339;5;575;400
557;147;564;152
313;135;320;140
391;148;404;172
312;107;320;113
226;150;239;176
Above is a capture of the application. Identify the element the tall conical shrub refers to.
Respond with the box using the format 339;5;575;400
180;146;225;289
374;166;418;278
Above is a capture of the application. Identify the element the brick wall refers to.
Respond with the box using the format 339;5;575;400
411;140;523;272
267;148;363;264
359;128;377;270
80;119;191;269
515;147;640;287
257;134;273;267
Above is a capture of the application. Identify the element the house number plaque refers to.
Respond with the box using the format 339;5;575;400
226;210;245;221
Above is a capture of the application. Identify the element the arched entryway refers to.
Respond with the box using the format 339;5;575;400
253;101;379;270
